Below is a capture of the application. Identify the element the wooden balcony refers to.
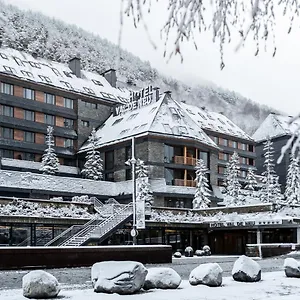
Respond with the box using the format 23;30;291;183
174;179;196;187
174;156;197;166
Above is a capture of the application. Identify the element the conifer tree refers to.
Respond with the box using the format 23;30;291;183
285;154;300;205
260;138;282;204
193;159;211;209
244;168;258;197
223;152;242;206
40;126;59;175
81;128;103;180
136;159;153;205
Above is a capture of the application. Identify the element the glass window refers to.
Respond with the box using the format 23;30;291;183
23;88;35;100
92;79;103;86
164;145;174;163
21;70;33;78
223;139;228;146
0;149;13;158
84;101;97;109
64;118;74;128
112;118;123;126
44;114;55;125
240;157;247;164
2;127;13;139
125;145;132;161
81;120;90;127
105;150;114;170
1;82;13;95
3;66;16;74
24;152;35;161
240;170;247;178
165;168;174;185
2;105;13;117
199;151;209;167
63;98;74;109
249;144;255;152
64;139;74;148
61;81;73;89
232;141;238;148
240;143;247;151
24;131;35;143
38;75;52;83
24;110;35;121
44;93;55;105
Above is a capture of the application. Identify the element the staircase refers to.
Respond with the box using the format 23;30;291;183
59;203;133;247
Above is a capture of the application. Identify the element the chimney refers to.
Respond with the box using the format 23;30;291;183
164;90;172;96
153;87;160;101
68;57;81;78
201;106;206;111
102;69;117;88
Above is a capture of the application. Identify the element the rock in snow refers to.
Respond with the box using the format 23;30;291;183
189;263;223;287
91;261;147;294
22;270;60;299
232;255;261;282
284;258;300;278
143;267;181;290
173;251;182;258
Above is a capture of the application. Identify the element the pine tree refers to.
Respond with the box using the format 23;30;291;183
193;159;211;209
223;152;242;206
244;168;257;195
136;159;153;205
260;138;283;204
81;128;103;180
285;154;300;205
40;126;59;175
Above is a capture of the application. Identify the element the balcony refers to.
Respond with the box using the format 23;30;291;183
174;156;197;166
174;179;196;187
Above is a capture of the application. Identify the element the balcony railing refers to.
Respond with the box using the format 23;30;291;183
174;156;197;166
174;179;196;187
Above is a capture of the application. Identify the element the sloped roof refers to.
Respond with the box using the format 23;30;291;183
181;102;253;141
252;113;299;142
0;47;129;103
80;94;219;151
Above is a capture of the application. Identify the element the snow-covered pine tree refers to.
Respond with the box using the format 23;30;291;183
260;138;283;204
244;168;257;194
223;152;242;206
136;159;153;205
193;159;211;209
81;128;103;180
40;126;59;175
284;154;300;206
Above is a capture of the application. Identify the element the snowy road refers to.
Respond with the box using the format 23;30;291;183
0;255;291;291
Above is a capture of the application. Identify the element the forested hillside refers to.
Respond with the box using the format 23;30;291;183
0;1;275;134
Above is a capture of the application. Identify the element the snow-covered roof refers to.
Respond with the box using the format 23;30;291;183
0;47;129;103
181;102;253;141
252;113;300;142
80;94;219;152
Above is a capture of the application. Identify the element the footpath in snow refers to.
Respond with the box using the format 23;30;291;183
1;271;300;300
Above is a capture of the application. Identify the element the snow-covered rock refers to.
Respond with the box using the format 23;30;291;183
232;255;261;282
189;263;223;287
91;261;147;294
203;245;211;255
184;246;194;257
195;250;205;256
284;258;300;278
173;252;182;258
143;267;181;290
22;270;60;299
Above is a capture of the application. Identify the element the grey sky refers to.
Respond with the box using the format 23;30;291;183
4;0;300;115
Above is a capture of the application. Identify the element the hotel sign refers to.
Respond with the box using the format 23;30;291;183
209;219;282;228
114;86;156;116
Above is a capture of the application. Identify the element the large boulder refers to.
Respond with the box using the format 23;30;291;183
284;258;300;278
189;263;223;287
143;267;181;290
184;246;194;257
22;270;60;299
232;255;261;282
91;261;147;294
173;251;182;258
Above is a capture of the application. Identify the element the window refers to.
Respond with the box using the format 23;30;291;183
1;82;13;95
125;145;132;161
232;141;238;148
223;139;229;146
64;118;74;128
84;101;97;109
63;98;74;109
24;131;35;143
92;79;103;86
21;70;33;78
178;126;188;134
240;170;247;178
126;169;132;180
240;143;247;151
112;118;123;126
2;127;13;139
105;172;114;182
81;120;90;127
224;153;229;161
0;149;13;158
163;124;172;134
198;111;207;120
29;61;41;68
61;81;73;89
3;66;16;74
170;107;184;117
24;152;35;161
24;110;35;121
165;168;174;185
44;93;55;105
240;157;247;164
52;68;61;76
186;108;195;115
0;53;8;60
83;87;95;95
199;151;209;167
127;113;138;121
249;144;255;152
13;57;24;66
149;107;157;114
218;166;225;174
105;150;114;170
63;71;73;78
218;118;226;125
120;129;130;135
39;75;52;83
249;158;254;166
44;114;55;125
23;88;35;100
1;105;13;117
212;136;218;144
64;139;74;148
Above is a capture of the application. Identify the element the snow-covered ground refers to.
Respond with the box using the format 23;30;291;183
0;271;299;300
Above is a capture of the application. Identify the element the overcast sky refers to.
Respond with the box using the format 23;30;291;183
4;0;300;115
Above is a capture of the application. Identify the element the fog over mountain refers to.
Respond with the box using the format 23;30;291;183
0;1;276;134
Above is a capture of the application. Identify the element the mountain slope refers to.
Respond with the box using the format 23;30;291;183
0;1;275;134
